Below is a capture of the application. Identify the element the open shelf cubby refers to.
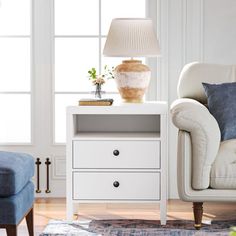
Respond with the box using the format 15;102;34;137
72;114;161;140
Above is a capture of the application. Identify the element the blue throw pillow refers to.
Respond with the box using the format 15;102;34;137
202;82;236;141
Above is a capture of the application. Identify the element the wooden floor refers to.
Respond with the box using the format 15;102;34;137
1;199;236;235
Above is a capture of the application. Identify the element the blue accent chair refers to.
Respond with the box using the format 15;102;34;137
0;151;35;236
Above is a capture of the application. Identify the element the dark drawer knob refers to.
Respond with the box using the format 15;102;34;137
113;150;120;156
113;181;120;188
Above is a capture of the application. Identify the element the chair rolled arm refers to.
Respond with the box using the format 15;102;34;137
170;98;221;189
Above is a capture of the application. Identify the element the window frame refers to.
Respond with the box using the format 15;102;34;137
52;0;158;145
0;0;33;145
0;0;160;148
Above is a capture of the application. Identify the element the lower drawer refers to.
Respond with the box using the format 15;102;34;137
73;172;160;200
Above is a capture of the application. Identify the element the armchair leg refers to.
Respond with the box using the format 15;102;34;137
26;208;34;236
6;225;17;236
193;202;203;230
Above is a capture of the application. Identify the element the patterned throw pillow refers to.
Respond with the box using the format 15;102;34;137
202;82;236;141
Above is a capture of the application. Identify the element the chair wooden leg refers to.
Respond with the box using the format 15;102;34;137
193;202;203;230
6;225;17;236
26;208;34;236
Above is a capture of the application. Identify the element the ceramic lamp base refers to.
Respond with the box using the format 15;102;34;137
115;60;151;103
118;87;146;103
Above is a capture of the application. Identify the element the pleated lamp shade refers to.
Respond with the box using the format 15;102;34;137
103;18;160;57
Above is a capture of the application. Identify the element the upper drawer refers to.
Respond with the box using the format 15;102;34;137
73;140;160;169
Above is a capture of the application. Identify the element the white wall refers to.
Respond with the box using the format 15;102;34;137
165;0;236;198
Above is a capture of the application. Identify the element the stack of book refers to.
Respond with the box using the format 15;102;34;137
78;98;114;106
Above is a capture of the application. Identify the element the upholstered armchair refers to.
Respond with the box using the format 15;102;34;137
171;62;236;229
0;151;34;236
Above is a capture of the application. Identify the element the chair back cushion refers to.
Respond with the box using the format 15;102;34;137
202;82;236;141
178;62;236;104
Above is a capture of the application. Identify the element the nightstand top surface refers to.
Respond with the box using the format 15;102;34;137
67;101;168;115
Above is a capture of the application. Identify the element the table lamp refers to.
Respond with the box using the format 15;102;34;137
103;18;160;103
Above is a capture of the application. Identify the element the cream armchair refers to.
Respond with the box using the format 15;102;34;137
171;62;236;229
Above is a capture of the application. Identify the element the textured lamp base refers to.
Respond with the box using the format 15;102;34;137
115;60;151;103
119;87;146;103
122;98;143;103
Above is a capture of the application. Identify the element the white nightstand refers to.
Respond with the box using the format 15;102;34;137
66;102;168;224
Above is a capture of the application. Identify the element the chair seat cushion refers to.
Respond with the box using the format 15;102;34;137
0;181;34;225
211;139;236;188
0;151;34;196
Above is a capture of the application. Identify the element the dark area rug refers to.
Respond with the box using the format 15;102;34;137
40;219;235;235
